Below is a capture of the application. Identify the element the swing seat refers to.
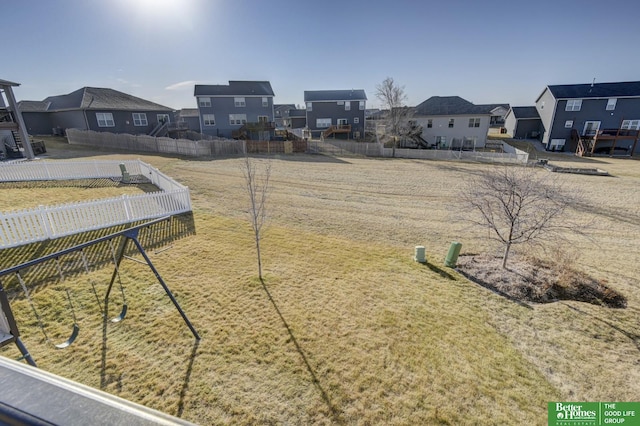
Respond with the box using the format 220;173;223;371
110;305;128;323
54;324;79;349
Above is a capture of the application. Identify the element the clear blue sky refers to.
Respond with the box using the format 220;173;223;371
4;0;640;110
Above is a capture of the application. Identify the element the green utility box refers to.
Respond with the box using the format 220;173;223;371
444;242;462;268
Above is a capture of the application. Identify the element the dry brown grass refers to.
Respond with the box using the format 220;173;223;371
2;138;640;425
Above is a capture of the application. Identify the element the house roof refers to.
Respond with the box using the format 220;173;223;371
0;79;20;87
304;90;367;102
476;103;510;114
414;96;489;116
509;106;540;120
546;81;640;99
177;108;199;117
43;87;173;111
194;81;274;97
16;100;50;112
288;109;306;118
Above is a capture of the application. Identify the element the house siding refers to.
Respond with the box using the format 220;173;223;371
198;96;273;138
546;97;640;152
49;111;89;132
536;88;558;146
21;112;53;135
84;110;174;134
413;115;491;147
306;101;366;138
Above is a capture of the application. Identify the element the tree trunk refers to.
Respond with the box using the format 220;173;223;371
502;242;511;269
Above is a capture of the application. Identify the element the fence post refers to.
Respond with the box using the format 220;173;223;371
122;195;132;221
38;205;54;239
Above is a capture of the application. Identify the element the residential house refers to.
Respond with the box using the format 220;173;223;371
411;96;492;149
535;81;640;153
478;104;509;135
194;81;275;140
503;106;543;140
285;109;306;129
274;104;296;128
304;90;367;139
17;87;175;136
1;78;35;159
175;108;200;132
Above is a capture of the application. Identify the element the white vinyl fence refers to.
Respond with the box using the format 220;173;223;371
66;128;244;157
0;160;191;249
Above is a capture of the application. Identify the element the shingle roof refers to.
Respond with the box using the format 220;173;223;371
44;87;173;111
547;81;640;99
414;96;489;116
177;108;199;117
476;103;510;114
16;100;50;112
509;106;540;119
304;90;367;102
0;79;20;87
194;81;274;97
288;109;306;118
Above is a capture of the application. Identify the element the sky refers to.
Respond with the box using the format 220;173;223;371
4;0;640;110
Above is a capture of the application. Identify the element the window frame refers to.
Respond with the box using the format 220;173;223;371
359;101;365;110
564;120;573;128
427;119;433;128
229;114;247;125
345;101;351;111
353;117;360;124
621;119;640;130
234;97;246;107
468;118;480;128
199;97;211;108
262;97;269;107
316;118;332;128
565;99;582;112
96;112;115;127
132;113;148;127
606;98;617;111
448;118;455;128
306;102;312;112
203;114;216;126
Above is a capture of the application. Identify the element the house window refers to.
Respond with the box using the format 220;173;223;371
583;121;601;136
549;139;565;150
203;114;215;126
96;112;114;127
427;119;433;128
359;101;365;110
258;115;269;123
234;97;246;107
337;118;348;126
132;113;148;126
354;131;361;139
316;118;331;128
565;99;582;111
157;114;169;124
337;101;344;105
229;114;247;125
468;118;480;128
262;97;269;107
621;119;640;130
199;97;211;107
435;136;447;147
306;102;312;112
565;120;573;128
354;117;360;124
345;101;351;111
448;118;455;128
606;98;617;111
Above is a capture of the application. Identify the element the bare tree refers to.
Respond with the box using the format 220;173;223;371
375;77;413;156
241;155;271;279
460;166;584;269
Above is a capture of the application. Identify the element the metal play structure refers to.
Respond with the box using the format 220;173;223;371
0;216;200;367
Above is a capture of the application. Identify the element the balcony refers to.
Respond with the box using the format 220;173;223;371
323;124;351;138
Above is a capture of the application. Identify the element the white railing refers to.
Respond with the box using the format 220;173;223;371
0;160;191;249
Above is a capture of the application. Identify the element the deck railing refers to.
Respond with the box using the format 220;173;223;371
0;160;191;249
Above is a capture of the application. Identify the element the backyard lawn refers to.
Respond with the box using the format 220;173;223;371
1;138;638;425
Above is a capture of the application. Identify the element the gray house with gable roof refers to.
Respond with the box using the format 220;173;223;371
304;90;367;139
503;106;542;140
194;81;275;139
535;81;640;153
17;87;175;136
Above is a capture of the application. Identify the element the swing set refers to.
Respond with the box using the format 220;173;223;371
0;216;200;367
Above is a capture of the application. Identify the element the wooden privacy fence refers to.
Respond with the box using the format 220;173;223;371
66;128;245;157
0;160;191;249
